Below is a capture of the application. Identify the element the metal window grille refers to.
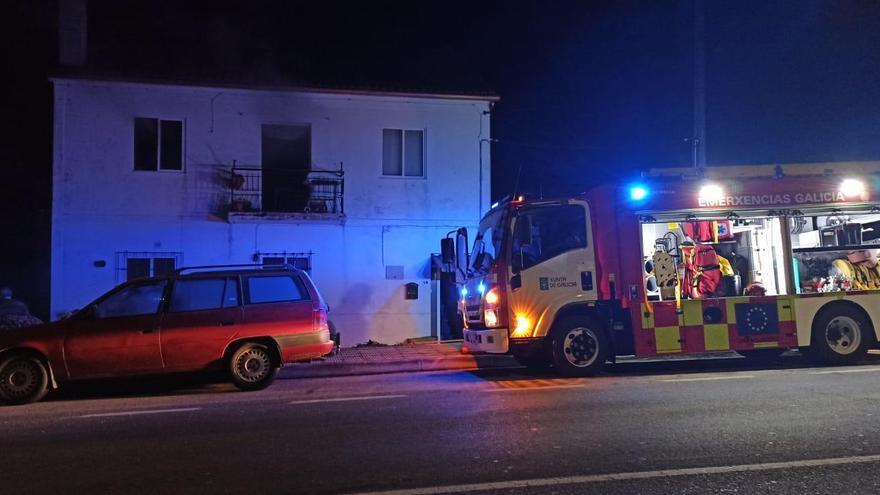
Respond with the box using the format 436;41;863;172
116;251;184;283
257;251;313;273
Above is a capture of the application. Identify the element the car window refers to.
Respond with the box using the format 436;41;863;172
170;277;239;312
246;275;307;304
94;280;168;318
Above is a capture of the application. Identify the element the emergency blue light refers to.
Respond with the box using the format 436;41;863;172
460;287;468;298
629;185;649;201
477;282;486;294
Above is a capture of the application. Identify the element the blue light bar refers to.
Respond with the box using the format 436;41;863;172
629;185;649;201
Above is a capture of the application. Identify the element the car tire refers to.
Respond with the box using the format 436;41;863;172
328;320;340;356
229;343;280;391
0;354;50;405
550;316;609;377
807;305;872;365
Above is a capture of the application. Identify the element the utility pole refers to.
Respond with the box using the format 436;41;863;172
693;0;706;169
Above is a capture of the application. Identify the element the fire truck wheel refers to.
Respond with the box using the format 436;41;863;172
550;316;609;376
808;305;871;365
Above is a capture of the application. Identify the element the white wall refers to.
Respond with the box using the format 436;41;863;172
52;79;493;345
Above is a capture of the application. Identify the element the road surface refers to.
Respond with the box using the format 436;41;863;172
3;354;880;494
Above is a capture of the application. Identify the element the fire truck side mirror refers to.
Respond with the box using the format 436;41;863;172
511;252;522;274
455;228;469;273
441;238;455;265
514;216;532;247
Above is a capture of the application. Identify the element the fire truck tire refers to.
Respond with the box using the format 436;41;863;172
550;316;609;376
807;305;871;365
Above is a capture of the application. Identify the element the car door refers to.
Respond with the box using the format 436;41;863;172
160;276;243;370
63;280;167;378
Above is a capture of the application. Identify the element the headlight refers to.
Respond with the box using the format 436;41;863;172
484;309;498;327
484;287;500;305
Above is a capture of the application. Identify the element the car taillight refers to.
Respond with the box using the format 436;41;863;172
313;308;329;332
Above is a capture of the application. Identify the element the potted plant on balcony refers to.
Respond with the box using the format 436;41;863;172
230;198;252;212
230;173;246;190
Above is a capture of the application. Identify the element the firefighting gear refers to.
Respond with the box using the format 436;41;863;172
718;255;734;277
681;243;724;299
831;257;880;290
744;281;767;297
682;220;734;244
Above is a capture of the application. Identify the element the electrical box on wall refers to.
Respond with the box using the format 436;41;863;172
386;266;404;280
405;282;419;300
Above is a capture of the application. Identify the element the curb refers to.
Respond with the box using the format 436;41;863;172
280;354;518;379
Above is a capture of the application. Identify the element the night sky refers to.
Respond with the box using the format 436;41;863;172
5;0;880;318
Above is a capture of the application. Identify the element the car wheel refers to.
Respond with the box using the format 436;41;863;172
808;305;871;365
550;316;609;377
328;320;340;356
229;343;280;391
0;354;50;405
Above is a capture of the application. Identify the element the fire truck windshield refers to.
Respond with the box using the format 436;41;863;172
469;208;507;274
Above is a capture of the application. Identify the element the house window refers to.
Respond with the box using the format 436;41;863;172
134;117;183;171
259;252;312;273
382;129;424;177
116;251;183;282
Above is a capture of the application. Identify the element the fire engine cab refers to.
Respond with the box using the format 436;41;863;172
457;163;880;375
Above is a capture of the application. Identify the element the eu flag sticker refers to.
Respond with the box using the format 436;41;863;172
735;302;779;336
539;277;549;290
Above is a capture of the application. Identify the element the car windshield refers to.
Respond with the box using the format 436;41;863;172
469;208;507;274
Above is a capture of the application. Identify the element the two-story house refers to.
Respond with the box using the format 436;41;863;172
51;76;495;345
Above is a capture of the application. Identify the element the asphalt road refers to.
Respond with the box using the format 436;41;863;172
3;354;880;494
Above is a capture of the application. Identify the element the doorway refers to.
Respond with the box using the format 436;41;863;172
261;124;311;212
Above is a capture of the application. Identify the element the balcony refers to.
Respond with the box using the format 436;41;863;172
226;163;345;223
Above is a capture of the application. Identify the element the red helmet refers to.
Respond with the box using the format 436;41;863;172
744;282;766;297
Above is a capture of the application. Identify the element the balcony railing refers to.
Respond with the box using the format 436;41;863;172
227;162;344;219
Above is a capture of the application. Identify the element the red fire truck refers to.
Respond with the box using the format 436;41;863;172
457;163;880;375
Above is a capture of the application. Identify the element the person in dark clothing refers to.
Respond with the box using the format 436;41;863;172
0;287;30;317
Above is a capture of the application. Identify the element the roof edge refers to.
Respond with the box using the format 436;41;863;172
49;72;501;102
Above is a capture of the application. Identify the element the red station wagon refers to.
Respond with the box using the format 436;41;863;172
0;265;337;405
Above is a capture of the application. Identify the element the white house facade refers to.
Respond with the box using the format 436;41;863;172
51;77;495;345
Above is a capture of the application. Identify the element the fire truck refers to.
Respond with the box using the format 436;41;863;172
455;163;880;375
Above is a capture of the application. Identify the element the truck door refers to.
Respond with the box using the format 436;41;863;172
508;200;596;336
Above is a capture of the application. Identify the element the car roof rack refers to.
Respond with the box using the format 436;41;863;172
174;263;300;275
